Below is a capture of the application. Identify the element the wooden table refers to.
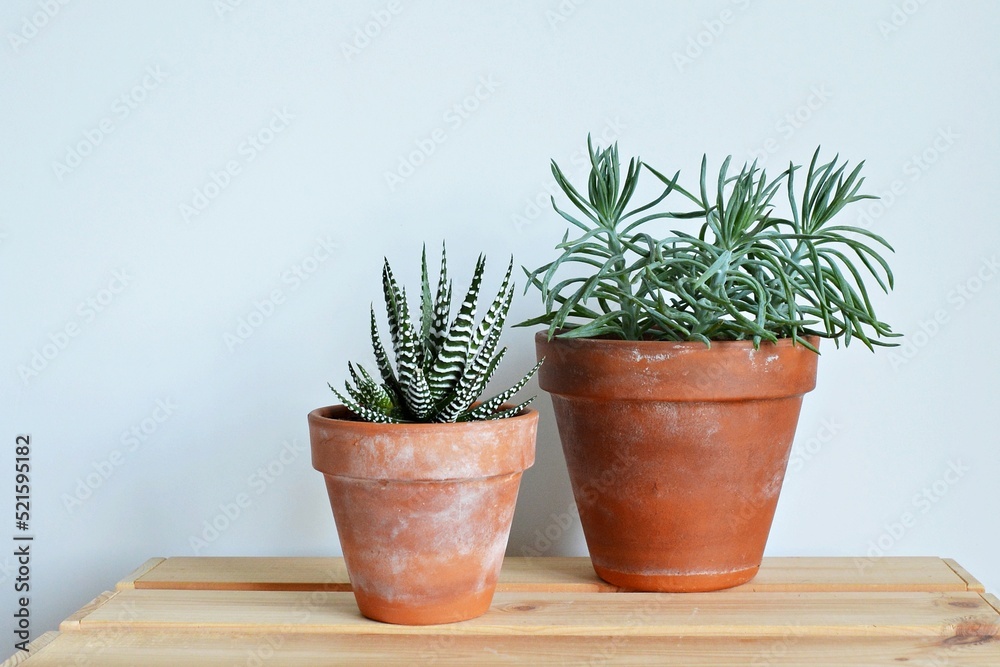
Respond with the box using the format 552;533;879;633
5;557;999;665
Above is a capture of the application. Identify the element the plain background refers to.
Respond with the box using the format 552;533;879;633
2;0;998;638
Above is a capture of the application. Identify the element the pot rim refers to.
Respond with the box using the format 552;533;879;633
309;404;538;480
308;404;538;428
534;331;819;401
534;330;820;350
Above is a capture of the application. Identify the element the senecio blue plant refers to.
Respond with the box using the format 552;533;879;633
520;137;898;352
331;246;541;423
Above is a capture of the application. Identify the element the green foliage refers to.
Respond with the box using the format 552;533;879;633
519;137;898;351
331;245;542;423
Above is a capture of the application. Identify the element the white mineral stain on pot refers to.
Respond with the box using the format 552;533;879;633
633;351;678;363
591;557;754;577
351;479;513;604
358;430;510;480
760;467;786;499
368;434;415;468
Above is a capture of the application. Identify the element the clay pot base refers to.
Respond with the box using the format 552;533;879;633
593;564;760;593
354;588;494;625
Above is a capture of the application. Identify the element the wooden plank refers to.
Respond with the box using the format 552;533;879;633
0;631;59;667
149;556;466;591
71;589;1000;638
133;557;352;592
501;557;965;593
497;557;615;591
944;558;988;593
130;556;971;593
985;593;1000;615
12;631;1000;666
59;591;117;632
743;557;967;592
116;557;166;590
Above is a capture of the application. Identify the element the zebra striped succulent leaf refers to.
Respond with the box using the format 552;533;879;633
330;245;541;423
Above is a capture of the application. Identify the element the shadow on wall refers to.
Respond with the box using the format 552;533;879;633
507;400;585;557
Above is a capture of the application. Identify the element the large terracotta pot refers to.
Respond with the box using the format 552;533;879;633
308;405;537;624
535;333;819;592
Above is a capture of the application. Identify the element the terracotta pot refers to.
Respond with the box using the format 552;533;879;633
535;332;819;592
308;405;537;624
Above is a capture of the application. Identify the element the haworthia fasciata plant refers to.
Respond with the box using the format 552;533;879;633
330;245;541;423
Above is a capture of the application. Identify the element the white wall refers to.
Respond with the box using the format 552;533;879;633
2;0;998;636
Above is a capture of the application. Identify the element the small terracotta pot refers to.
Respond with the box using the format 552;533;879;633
535;333;819;592
308;405;537;624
